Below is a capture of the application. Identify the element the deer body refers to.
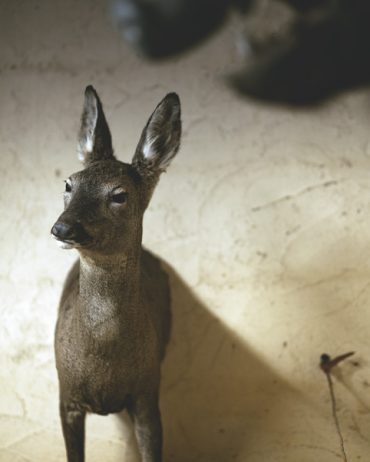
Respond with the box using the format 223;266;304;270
52;87;181;462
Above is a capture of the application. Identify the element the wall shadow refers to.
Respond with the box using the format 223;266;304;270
160;264;301;462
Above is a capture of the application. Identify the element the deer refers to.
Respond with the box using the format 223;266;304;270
51;85;181;462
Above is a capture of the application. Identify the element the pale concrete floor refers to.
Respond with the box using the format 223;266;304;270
1;1;370;461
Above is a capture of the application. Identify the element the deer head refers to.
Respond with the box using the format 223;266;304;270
51;86;181;257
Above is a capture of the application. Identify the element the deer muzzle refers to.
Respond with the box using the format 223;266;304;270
51;219;92;249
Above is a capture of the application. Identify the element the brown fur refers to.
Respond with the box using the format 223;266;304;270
51;86;181;462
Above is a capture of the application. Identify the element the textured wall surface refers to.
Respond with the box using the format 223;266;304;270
1;1;370;461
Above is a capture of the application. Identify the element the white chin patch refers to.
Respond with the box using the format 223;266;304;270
55;240;75;250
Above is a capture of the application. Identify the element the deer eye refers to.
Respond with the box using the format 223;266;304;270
64;179;72;193
111;191;128;204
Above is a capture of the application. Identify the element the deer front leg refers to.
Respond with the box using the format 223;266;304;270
129;393;163;462
60;401;86;462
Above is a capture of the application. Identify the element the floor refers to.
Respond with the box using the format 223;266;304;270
1;1;370;461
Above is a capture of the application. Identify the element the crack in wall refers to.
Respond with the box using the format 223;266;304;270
251;179;346;212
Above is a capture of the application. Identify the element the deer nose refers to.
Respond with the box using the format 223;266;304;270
51;222;75;241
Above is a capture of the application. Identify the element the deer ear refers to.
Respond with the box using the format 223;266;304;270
132;93;181;176
77;85;115;166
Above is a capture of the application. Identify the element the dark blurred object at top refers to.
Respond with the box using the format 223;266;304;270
231;0;370;105
110;0;253;59
111;0;370;106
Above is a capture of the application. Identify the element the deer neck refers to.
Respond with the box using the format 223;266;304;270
77;246;142;325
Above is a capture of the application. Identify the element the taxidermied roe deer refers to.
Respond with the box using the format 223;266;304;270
51;86;181;462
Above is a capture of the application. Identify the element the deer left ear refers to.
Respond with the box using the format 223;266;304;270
77;85;115;166
132;93;181;176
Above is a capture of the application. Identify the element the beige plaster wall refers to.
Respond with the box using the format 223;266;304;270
1;1;370;461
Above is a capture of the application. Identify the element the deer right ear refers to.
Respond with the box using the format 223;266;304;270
132;93;181;176
77;85;115;166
